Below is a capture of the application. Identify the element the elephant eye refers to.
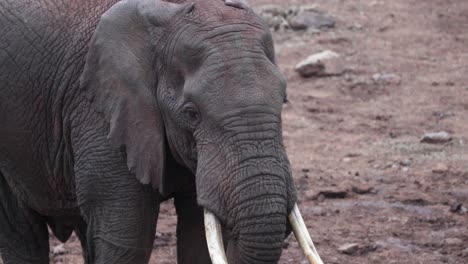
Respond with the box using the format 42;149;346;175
182;103;201;128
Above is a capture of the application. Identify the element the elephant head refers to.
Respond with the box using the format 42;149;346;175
80;0;323;263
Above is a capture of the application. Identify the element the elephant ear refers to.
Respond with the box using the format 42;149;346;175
79;0;192;194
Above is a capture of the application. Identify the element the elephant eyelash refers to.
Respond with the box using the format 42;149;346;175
283;97;289;104
182;103;201;128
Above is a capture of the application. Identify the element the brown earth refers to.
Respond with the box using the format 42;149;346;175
8;0;468;263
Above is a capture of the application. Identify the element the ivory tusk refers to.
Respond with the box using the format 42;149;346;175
204;209;229;264
289;204;324;264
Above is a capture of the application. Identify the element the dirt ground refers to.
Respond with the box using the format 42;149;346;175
10;0;468;263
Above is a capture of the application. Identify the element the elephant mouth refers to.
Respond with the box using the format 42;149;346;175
203;204;324;264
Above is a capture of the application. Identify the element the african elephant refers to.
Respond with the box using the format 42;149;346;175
0;0;323;263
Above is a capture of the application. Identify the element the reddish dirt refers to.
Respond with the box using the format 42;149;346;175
7;0;468;263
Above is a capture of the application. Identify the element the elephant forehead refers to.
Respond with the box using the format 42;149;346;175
183;0;259;22
167;21;274;71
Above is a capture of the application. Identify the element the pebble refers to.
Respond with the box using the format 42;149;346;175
338;243;360;255
255;4;285;17
461;247;468;257
255;5;289;31
306;189;348;201
400;159;412;167
338;242;377;255
295;50;345;77
432;163;449;174
372;73;401;85
342;157;352;163
450;203;463;213
288;10;335;30
51;244;67;255
265;15;289;31
444;238;463;246
421;131;452;144
351;185;374;194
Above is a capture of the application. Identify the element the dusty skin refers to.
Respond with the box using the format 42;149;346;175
4;0;466;263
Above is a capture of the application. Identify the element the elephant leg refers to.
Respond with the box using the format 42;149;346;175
0;172;49;264
175;191;211;264
74;147;159;264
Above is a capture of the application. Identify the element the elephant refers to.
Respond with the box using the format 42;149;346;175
0;0;323;263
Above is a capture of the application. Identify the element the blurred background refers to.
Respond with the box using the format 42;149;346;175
46;0;468;263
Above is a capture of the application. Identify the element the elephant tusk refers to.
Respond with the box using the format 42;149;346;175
289;204;325;264
204;209;229;264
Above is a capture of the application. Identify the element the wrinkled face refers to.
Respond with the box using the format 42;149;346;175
155;3;297;263
157;4;287;172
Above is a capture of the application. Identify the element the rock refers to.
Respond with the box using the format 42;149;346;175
342;157;352;163
449;203;467;214
265;15;289;31
400;159;412;167
461;247;468;257
450;203;463;213
421;131;452;144
338;242;377;255
372;73;401;85
317;188;348;199
338;243;360;255
153;232;173;247
352;185;374;195
289;10;335;30
255;4;285;17
295;50;345;77
51;244;67;256
286;6;301;18
432;163;449;174
255;5;289;31
444;238;463;246
301;5;320;12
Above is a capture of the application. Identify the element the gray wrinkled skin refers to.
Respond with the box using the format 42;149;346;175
0;0;297;263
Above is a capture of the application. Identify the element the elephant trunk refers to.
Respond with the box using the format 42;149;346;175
226;167;288;264
196;110;297;263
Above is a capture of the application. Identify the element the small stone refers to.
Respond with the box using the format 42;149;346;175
338;243;377;255
255;5;286;17
450;203;463;213
306;187;348;200
372;73;401;85
295;50;345;77
289;10;335;30
349;23;364;31
421;131;452;144
301;5;320;12
346;152;361;158
432;163;449;174
318;189;348;199
258;12;288;31
51;244;67;256
342;157;352;163
461;247;468;257
400;159;412;167
338;243;360;255
444;238;463;246
352;185;374;195
285;6;302;18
